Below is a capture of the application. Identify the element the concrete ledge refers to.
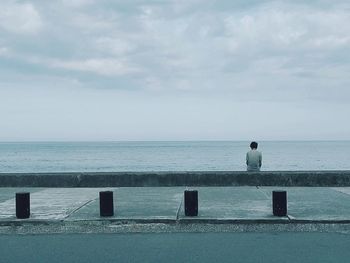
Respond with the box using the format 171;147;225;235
3;218;350;226
1;221;350;234
1;171;350;187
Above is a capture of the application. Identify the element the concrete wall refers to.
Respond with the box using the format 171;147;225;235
1;171;350;187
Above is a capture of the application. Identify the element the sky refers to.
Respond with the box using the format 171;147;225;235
0;0;350;141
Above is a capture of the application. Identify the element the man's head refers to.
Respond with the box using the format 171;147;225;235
250;141;258;149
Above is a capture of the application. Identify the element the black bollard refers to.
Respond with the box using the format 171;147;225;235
184;190;198;216
272;190;287;216
99;191;114;217
16;192;30;219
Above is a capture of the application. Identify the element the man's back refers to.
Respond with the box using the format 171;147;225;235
246;149;262;171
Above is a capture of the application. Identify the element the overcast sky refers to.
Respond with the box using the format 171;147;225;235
0;0;350;141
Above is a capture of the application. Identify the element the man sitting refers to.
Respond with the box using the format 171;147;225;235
246;141;262;172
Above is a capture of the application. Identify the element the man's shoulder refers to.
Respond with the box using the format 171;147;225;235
247;150;262;156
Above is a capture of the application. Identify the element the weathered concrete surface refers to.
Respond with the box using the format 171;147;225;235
0;188;105;220
1;187;350;234
259;187;350;221
67;187;183;221
0;188;43;203
1;170;350;187
178;187;288;222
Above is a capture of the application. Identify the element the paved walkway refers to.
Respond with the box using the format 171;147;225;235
1;187;350;233
2;187;350;262
1;186;350;222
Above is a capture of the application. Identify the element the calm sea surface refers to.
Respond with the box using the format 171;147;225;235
0;141;349;173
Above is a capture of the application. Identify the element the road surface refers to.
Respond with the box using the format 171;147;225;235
1;232;349;263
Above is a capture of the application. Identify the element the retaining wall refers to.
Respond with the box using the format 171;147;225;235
1;171;350;187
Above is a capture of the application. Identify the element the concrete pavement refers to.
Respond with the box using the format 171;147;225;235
2;187;350;263
1;187;350;233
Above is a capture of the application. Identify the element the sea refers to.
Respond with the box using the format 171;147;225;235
0;141;349;173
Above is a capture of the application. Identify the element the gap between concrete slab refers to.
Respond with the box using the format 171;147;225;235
256;186;292;221
176;198;183;220
65;198;98;219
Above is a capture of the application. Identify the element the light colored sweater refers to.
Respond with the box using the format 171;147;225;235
246;149;262;171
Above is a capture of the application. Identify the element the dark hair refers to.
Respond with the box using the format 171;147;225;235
250;141;258;149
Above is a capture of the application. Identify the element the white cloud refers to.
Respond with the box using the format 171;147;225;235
61;0;95;8
2;0;350;95
1;0;350;140
311;36;350;48
51;58;138;76
224;5;350;53
126;3;350;99
70;13;116;31
0;47;9;56
0;1;43;34
95;37;135;56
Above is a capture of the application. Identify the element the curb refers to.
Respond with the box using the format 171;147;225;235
2;218;350;226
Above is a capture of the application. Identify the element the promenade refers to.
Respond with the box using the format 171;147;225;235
2;183;350;262
1;186;350;234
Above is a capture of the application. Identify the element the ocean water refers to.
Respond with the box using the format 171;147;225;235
0;141;349;173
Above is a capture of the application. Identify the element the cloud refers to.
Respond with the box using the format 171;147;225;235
0;1;43;34
50;58;138;76
0;47;9;56
1;0;350;140
95;37;135;56
222;5;350;64
114;1;349;102
1;0;350;99
61;0;95;8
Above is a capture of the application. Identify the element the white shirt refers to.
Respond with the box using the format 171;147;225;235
246;149;262;171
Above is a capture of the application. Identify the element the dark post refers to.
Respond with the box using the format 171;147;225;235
16;192;30;219
272;190;287;216
184;190;198;216
99;191;114;217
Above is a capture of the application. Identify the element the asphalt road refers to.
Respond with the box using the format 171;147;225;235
1;232;350;263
